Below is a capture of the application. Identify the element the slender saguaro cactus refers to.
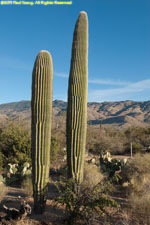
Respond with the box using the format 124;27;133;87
31;50;53;213
67;11;88;184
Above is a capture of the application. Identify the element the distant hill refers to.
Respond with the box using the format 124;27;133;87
0;100;150;129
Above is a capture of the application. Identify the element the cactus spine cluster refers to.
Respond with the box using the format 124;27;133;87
67;11;88;184
31;50;53;213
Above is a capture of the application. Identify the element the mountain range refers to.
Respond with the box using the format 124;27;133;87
0;100;150;129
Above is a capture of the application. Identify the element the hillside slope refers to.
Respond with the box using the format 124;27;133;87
0;100;150;128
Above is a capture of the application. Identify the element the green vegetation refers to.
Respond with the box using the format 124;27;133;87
67;11;88;184
31;50;53;213
0;122;62;170
50;135;60;162
87;126;150;155
55;177;118;225
0;122;31;166
99;151;127;178
3;162;32;185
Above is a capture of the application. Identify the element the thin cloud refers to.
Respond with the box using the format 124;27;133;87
88;79;150;102
88;79;130;86
55;74;130;86
55;72;69;78
53;72;150;102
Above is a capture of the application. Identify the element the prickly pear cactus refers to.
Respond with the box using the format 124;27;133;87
67;11;88;184
99;152;127;178
31;50;53;213
3;163;32;185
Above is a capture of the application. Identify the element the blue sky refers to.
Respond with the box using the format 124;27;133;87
0;0;150;104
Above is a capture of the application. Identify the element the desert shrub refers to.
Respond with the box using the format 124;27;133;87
22;176;33;197
17;219;35;225
55;178;118;225
128;174;150;225
87;128;113;155
120;153;150;224
129;173;150;196
87;127;126;155
129;153;150;175
124;126;150;152
0;122;31;165
89;140;110;155
0;182;7;203
83;162;103;190
87;126;150;156
52;127;66;151
0;150;3;170
124;142;144;154
129;192;150;225
50;135;60;162
120;153;150;185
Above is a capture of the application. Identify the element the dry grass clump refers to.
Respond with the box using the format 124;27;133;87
17;218;36;225
22;177;33;197
131;153;150;174
121;153;150;187
125;153;150;224
0;182;7;203
125;154;150;195
82;162;103;190
129;193;150;224
129;173;150;195
128;174;150;224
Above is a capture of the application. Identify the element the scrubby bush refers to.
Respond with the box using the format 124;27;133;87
87;126;150;156
0;150;3;170
0;182;7;203
0;122;31;165
0;121;64;166
52;127;66;151
120;153;150;224
55;177;118;225
50;135;60;162
83;162;103;190
120;153;150;187
121;153;150;181
131;153;150;174
129;192;150;224
124;126;150;153
128;173;150;224
22;176;33;197
87;127;126;155
124;142;143;154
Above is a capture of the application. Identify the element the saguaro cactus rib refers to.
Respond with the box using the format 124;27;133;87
31;50;53;213
67;11;88;184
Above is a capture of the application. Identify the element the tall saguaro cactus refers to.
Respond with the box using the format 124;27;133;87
31;50;53;213
67;11;88;184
